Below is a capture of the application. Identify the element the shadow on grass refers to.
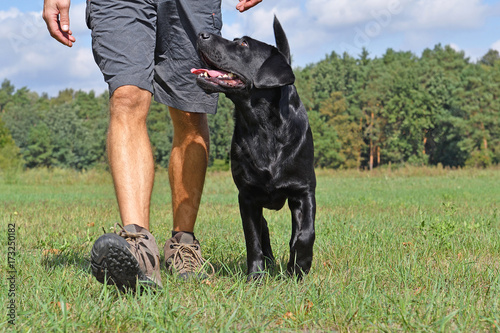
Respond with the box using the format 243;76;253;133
41;246;296;285
211;256;292;281
41;247;91;273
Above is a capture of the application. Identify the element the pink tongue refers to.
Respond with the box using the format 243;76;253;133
191;68;229;77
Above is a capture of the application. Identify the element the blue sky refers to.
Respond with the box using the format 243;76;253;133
1;0;500;96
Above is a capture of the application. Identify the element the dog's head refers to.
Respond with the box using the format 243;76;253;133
192;16;295;94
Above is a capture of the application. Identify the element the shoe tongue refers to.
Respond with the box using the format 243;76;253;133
178;232;195;244
123;224;142;233
122;224;152;239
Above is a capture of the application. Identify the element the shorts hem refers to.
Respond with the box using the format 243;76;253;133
154;91;219;114
108;76;154;97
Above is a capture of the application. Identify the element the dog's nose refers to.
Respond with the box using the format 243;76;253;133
199;32;211;40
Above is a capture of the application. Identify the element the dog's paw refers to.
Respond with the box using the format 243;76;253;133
286;262;309;280
246;270;267;283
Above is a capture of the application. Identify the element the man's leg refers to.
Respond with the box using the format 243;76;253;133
87;0;163;289
168;107;209;233
154;0;220;278
90;85;163;289
163;107;215;279
107;85;155;230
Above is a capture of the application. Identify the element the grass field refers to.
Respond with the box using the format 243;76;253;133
1;166;499;332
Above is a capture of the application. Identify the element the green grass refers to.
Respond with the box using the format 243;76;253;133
1;166;499;331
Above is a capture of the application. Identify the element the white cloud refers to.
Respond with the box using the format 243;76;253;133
0;2;105;96
492;40;500;52
222;1;328;65
306;0;488;33
222;5;276;42
409;0;487;30
449;43;461;52
222;0;237;11
2;0;499;95
68;2;89;33
69;48;98;78
221;21;244;40
0;7;21;20
307;0;402;28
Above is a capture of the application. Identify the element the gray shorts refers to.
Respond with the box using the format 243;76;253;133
85;0;222;114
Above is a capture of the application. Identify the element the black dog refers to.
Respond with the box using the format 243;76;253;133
192;17;316;280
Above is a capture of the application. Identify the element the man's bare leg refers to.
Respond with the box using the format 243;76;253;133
168;107;209;233
107;85;154;230
91;85;162;289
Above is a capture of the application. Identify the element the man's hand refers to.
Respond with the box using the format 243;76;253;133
42;0;76;47
236;0;262;12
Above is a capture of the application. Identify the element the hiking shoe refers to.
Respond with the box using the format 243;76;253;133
164;232;214;280
91;223;163;290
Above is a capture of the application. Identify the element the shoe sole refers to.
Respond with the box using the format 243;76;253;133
91;233;156;290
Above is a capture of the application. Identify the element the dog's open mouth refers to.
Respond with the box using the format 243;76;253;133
191;68;245;89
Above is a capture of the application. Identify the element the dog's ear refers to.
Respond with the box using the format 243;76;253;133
273;15;291;64
254;48;295;89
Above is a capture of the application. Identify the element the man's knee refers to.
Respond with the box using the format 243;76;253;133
110;85;152;124
169;107;209;143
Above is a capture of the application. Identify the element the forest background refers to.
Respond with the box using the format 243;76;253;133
1;45;499;172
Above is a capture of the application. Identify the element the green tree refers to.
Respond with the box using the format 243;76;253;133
208;95;234;168
0;79;15;113
319;91;363;168
2;41;500;171
2;103;41;150
308;110;343;168
0;116;22;171
147;100;173;169
480;49;500;67
23;122;55;168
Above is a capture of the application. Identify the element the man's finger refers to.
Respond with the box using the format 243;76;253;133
236;0;262;12
42;0;75;47
58;3;70;32
44;15;75;46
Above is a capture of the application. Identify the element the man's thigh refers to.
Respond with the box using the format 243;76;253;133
86;0;157;96
154;0;222;114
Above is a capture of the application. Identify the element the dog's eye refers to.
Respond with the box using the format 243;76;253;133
240;41;248;47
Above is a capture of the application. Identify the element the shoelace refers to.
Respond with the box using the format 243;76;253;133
101;222;147;241
114;223;148;241
171;243;215;277
101;222;150;262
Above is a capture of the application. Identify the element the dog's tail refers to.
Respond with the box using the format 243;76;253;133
273;15;291;65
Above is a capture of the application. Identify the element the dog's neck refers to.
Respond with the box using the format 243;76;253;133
227;86;289;129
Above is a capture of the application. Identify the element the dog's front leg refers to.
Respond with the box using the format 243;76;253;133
287;191;316;278
260;216;275;269
238;193;268;281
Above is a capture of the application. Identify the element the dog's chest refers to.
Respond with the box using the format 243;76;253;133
233;119;288;163
231;121;306;192
229;88;313;202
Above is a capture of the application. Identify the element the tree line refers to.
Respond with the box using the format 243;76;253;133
1;44;499;172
